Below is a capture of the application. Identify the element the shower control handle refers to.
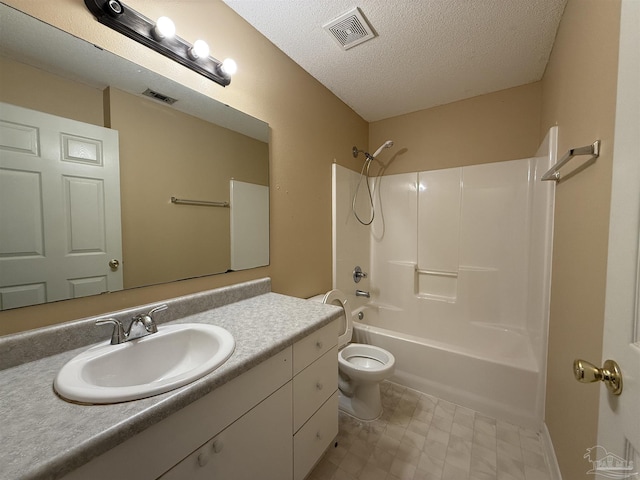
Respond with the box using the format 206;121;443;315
353;266;367;283
573;358;622;395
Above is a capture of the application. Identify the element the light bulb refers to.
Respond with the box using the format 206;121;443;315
221;58;237;76
188;40;210;60
153;16;175;40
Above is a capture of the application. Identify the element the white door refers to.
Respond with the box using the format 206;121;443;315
0;102;122;309
595;1;640;478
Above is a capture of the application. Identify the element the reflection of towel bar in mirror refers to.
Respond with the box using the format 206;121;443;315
170;196;230;208
542;140;600;182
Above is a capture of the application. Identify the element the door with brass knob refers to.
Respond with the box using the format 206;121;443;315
597;7;640;470
573;359;622;395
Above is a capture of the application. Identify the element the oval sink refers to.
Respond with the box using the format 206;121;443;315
54;323;235;404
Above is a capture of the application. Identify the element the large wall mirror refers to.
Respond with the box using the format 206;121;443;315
0;4;270;311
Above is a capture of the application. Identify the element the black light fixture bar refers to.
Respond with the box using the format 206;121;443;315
84;0;231;86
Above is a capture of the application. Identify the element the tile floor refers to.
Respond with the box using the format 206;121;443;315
308;382;552;480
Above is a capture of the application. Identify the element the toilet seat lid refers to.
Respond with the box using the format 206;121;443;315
323;289;352;348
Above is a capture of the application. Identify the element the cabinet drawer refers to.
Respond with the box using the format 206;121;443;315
293;392;339;480
293;346;338;432
293;319;338;375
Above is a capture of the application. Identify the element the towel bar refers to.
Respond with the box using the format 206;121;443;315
542;140;600;182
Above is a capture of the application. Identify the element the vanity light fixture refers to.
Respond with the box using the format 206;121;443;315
84;0;235;87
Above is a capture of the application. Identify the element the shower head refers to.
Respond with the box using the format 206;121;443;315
371;140;394;158
352;140;395;161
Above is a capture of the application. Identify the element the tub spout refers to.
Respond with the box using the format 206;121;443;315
355;289;370;298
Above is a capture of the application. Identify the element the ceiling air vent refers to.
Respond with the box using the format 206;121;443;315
142;88;178;105
323;7;376;51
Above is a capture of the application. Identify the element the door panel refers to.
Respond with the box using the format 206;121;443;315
64;176;106;253
0;168;44;256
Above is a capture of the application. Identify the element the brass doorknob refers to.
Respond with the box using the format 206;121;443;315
108;259;120;270
573;359;623;395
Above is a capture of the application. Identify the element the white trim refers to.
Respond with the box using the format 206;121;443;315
541;423;563;480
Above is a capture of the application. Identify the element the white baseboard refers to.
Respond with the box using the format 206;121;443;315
541;423;562;480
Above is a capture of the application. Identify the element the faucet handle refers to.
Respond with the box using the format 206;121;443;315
147;304;168;317
96;318;125;345
136;304;167;334
146;304;168;331
353;266;368;283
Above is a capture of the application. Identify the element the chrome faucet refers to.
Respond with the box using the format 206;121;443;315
96;304;168;344
355;289;370;298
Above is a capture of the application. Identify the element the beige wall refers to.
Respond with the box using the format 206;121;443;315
540;1;621;478
0;0;367;335
105;88;268;289
369;82;542;175
0;57;104;126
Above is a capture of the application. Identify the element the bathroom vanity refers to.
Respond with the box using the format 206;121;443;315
0;279;341;480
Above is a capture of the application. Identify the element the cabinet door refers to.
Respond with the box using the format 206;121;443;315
294;392;339;480
293;346;338;432
161;382;293;480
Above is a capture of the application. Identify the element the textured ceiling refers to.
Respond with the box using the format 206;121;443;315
222;0;567;122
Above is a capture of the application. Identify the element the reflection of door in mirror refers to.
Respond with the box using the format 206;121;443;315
0;102;123;310
230;180;269;271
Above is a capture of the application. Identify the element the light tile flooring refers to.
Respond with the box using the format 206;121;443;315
308;382;552;480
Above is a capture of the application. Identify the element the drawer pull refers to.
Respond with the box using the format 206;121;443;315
316;431;322;440
198;438;223;467
316;340;323;350
197;451;210;467
316;382;323;391
212;439;224;454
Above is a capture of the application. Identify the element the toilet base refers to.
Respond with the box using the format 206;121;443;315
338;381;383;421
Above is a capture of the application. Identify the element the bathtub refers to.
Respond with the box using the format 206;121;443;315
352;305;543;430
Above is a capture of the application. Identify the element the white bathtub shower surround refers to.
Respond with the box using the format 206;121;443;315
332;127;556;430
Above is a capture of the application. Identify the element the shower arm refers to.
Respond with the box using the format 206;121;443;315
352;147;376;164
353;146;371;160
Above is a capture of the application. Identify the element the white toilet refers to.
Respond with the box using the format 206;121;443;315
319;289;395;421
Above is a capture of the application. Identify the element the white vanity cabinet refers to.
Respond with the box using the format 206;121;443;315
62;320;339;480
292;319;339;480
